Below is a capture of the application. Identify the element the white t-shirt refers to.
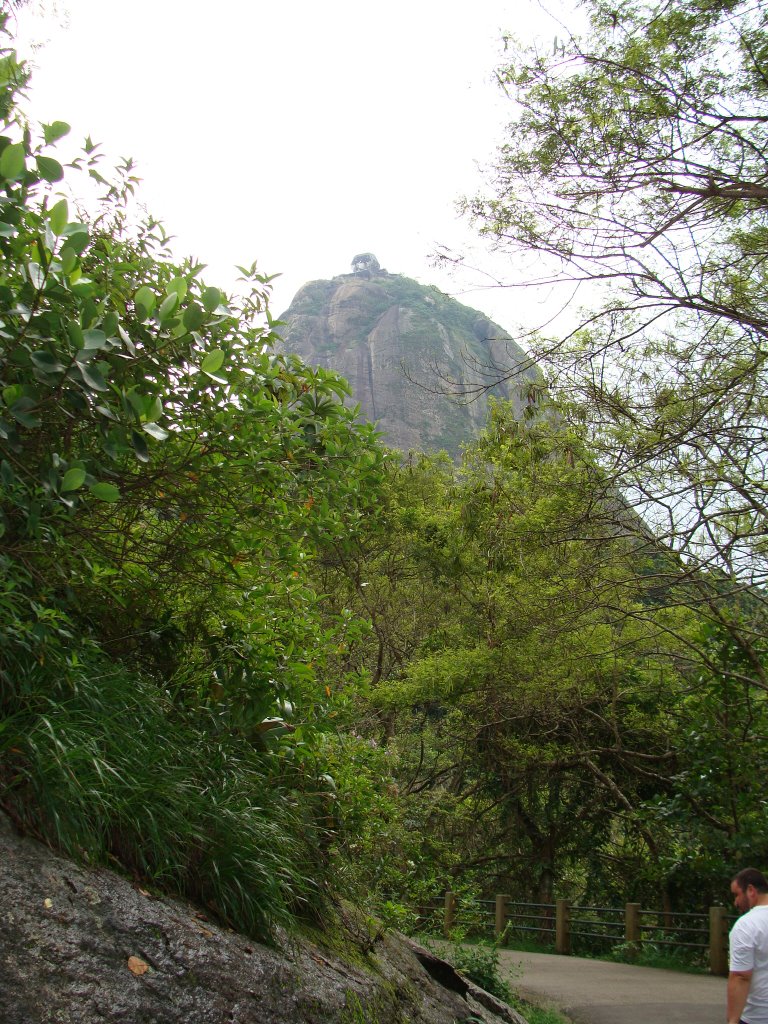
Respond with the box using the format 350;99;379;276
731;905;768;1024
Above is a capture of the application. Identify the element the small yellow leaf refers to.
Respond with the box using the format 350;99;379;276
43;898;53;909
127;956;149;976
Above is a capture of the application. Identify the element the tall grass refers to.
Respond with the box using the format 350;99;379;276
0;634;325;939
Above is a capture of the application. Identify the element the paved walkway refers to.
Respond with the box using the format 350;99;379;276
497;950;727;1024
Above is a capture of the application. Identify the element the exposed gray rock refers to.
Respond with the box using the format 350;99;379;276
276;268;538;457
0;814;526;1024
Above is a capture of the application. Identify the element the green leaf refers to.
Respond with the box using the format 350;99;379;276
26;263;44;290
95;404;119;421
60;247;78;274
101;311;119;337
79;364;109;392
183;303;205;331
36;155;64;183
83;329;108;351
147;396;163;422
131;429;150;462
61;223;89;253
0;142;25;181
201;349;225;375
90;482;121;502
127;392;145;418
158;292;179;322
30;350;65;373
118;324;136;355
143;421;169;441
202;286;222;312
9;397;40;428
167;277;187;301
61;467;86;492
3;384;22;407
43;121;71;144
70;278;94;297
48;198;68;236
135;284;156;311
0;55;22;89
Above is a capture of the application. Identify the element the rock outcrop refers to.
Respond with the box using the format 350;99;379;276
0;813;526;1024
276;258;538;456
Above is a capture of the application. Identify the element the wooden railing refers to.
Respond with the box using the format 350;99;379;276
441;891;732;975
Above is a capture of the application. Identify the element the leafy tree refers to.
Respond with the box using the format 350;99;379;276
465;0;768;617
319;405;710;910
642;622;768;904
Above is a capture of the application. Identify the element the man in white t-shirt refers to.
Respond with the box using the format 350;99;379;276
729;867;768;1024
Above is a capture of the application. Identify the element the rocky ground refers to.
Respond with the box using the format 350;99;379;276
0;812;525;1024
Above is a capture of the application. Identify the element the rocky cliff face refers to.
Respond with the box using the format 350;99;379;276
276;258;538;456
0;813;526;1024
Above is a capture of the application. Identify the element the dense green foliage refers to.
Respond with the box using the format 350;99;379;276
315;399;768;915
0;21;383;937
362;0;768;912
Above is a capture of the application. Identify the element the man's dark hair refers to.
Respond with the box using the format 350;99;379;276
733;868;768;893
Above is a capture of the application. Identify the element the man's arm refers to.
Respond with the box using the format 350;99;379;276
727;969;752;1024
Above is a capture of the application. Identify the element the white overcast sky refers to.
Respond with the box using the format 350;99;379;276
12;0;571;332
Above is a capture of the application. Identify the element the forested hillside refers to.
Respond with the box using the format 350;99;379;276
1;0;767;971
315;406;765;918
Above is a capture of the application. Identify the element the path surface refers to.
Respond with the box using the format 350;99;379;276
497;950;727;1024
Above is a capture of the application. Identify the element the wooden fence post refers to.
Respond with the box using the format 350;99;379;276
495;894;509;941
709;906;728;976
555;898;572;955
444;891;457;937
625;902;641;945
